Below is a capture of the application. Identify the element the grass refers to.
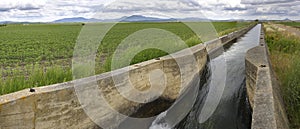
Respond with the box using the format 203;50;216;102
279;22;300;28
0;23;82;66
0;65;72;94
0;22;252;95
265;25;300;128
96;22;252;72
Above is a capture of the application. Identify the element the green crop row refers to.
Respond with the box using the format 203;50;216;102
0;22;253;95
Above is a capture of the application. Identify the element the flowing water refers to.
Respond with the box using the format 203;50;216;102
149;24;261;129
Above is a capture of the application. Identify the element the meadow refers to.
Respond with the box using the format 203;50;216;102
0;22;252;95
265;24;300;128
279;22;300;28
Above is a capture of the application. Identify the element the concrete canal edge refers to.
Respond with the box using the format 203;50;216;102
245;24;290;129
0;24;255;128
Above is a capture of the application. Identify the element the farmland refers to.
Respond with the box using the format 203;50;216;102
0;22;252;95
279;22;300;28
265;23;300;129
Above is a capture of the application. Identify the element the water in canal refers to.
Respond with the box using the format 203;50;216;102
149;24;261;129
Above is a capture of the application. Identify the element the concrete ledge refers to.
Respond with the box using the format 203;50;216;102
0;24;255;128
207;24;256;54
245;25;289;129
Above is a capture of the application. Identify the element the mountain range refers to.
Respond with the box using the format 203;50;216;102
48;15;210;23
52;15;193;23
1;15;299;24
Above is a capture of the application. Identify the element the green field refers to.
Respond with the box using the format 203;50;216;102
279;22;300;28
265;24;300;129
0;22;252;95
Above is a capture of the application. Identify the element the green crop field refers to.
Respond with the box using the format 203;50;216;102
265;24;300;129
0;22;252;95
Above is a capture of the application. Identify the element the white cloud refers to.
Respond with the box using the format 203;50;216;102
0;0;46;11
0;0;299;22
241;0;295;4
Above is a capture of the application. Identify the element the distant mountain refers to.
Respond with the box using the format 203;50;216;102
225;18;244;21
2;15;246;24
53;17;100;23
0;21;13;24
120;15;211;22
0;21;41;24
51;15;212;23
178;17;211;22
52;15;175;23
120;15;176;22
282;18;292;21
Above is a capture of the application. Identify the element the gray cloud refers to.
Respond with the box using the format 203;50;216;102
0;8;11;12
224;7;248;11
251;1;299;15
0;0;299;22
239;0;300;20
101;0;202;13
181;0;202;8
0;2;44;12
18;6;41;11
241;0;296;5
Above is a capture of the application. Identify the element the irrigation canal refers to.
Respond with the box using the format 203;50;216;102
149;24;262;129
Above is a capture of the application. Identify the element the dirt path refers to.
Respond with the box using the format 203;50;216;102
270;23;300;37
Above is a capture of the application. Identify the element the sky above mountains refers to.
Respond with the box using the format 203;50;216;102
0;0;299;22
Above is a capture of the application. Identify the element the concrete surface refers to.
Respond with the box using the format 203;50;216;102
245;25;290;129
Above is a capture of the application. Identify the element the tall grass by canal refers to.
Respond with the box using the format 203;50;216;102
0;65;72;94
265;27;300;129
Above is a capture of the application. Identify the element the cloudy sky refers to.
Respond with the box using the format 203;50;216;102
0;0;299;22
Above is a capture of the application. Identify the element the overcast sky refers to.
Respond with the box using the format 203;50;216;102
0;0;299;22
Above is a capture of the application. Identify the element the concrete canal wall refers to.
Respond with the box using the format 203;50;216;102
245;25;290;129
